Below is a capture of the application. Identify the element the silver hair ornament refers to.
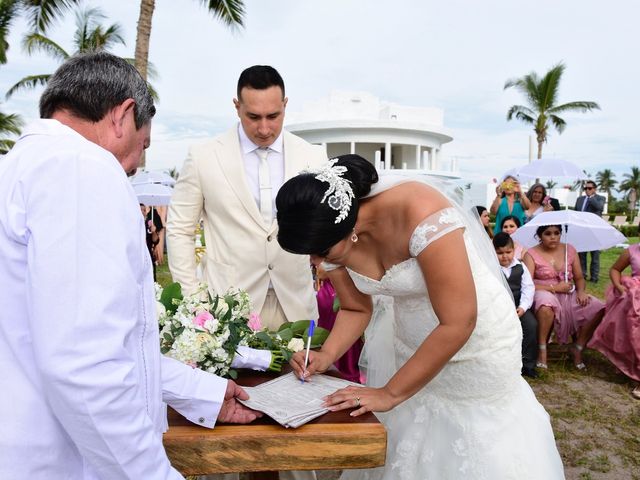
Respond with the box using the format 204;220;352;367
304;159;355;224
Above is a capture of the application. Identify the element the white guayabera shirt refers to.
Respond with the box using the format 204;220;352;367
0;119;227;479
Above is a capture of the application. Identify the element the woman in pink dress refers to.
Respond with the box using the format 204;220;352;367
314;263;363;383
523;224;605;370
589;244;640;399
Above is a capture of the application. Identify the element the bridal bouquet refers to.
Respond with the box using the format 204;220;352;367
156;282;328;379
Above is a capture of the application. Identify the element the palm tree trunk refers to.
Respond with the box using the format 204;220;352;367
134;0;155;168
537;140;543;159
134;0;155;81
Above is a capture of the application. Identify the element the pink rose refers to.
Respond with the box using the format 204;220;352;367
193;311;213;328
248;312;262;332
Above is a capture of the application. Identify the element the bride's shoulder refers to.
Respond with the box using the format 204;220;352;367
399;182;451;224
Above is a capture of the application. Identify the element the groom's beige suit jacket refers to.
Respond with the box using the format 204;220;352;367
167;126;326;322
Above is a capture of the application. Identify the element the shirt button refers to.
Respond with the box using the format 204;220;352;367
198;417;205;423
268;264;273;270
267;235;272;242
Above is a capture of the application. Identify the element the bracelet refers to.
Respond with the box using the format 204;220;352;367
550;284;555;293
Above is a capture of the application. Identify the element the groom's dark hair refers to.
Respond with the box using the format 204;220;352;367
237;65;285;99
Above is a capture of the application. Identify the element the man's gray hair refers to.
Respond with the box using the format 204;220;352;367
40;51;155;129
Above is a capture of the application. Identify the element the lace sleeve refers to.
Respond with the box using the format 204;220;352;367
409;208;465;257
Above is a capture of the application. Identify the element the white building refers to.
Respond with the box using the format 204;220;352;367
287;91;457;179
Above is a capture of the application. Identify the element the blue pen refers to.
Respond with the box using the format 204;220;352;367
301;320;315;384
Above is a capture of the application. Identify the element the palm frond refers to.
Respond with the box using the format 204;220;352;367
506;105;535;123
6;74;51;98
538;62;565;113
0;110;23;135
21;32;68;60
504;72;540;107
547;101;601;114
201;0;245;28
0;138;16;154
0;0;20;64
23;0;80;32
548;114;567;134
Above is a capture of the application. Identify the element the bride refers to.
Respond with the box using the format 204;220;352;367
276;155;564;479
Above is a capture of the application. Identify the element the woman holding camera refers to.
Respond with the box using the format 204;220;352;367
490;175;530;235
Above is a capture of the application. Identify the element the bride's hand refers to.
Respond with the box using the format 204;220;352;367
322;385;398;417
290;350;333;380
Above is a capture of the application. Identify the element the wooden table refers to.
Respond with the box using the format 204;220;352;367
163;370;387;478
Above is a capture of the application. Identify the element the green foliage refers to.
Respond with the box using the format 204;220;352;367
504;62;600;159
5;6;158;100
0;0;81;65
159;281;182;314
0;108;23;153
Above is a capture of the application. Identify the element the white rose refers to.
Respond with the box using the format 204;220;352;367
287;338;305;352
156;301;166;318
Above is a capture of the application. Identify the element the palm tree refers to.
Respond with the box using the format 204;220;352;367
619;166;640;219
0;0;81;64
133;0;246;81
5;7;126;98
504;63;600;159
545;180;557;190
595;169;617;205
0;108;23;153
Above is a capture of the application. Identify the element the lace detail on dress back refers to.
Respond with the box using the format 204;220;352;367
409;208;465;257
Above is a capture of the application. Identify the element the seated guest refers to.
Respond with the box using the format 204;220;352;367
475;205;493;238
493;232;538;378
524;183;560;222
523;225;605;370
500;215;527;260
589;244;640;399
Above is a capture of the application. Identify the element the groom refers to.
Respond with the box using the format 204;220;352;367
167;65;325;480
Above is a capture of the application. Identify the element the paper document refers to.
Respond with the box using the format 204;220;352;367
239;372;360;428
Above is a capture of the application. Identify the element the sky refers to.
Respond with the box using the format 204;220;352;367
1;0;638;187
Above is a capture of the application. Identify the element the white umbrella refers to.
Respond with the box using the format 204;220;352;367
513;210;627;280
513;158;587;182
130;170;176;187
133;182;173;206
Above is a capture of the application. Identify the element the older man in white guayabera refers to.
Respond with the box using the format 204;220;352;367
0;52;260;480
167;65;326;480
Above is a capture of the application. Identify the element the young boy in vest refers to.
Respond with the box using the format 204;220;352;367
493;232;538;378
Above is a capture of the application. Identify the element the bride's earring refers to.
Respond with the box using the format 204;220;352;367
351;230;358;243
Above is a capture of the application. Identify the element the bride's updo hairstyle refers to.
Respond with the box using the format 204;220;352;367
276;154;378;255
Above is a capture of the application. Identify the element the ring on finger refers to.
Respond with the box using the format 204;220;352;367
355;396;361;408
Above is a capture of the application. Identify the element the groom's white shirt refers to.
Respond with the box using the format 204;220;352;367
0;119;227;479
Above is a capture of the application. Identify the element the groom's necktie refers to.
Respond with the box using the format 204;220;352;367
582;196;590;212
257;148;272;223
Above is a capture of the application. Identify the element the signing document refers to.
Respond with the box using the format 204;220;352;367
239;372;359;428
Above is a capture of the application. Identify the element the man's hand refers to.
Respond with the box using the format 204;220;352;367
516;307;525;317
217;380;263;424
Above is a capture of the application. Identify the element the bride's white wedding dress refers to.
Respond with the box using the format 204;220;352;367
335;178;564;480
